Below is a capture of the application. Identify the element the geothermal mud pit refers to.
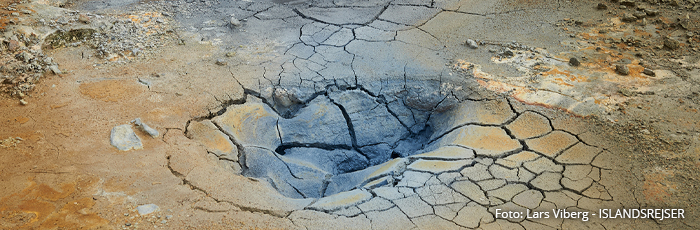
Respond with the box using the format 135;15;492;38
185;78;616;229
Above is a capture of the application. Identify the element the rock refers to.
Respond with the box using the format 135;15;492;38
596;3;608;9
616;64;630;75
8;40;21;52
49;65;62;75
110;125;143;151
569;57;580;66
78;14;90;23
501;48;514;57
230;17;242;27
663;37;680;50
137;204;159;215
643;68;655;76
622;13;637;22
466;39;478;49
225;52;236;57
645;9;659;17
620;0;635;7
19;99;28;105
633;11;646;19
215;59;227;66
132;118;159;138
11;12;19;16
16;52;33;63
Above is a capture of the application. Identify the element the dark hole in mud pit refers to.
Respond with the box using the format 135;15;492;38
187;80;477;199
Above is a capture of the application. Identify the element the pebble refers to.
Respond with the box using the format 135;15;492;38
502;49;514;57
50;65;62;75
225;52;236;57
663;37;680;50
622;13;637;22
633;11;646;19
645;9;658;16
79;14;90;23
11;12;19;16
215;59;227;66
596;3;607;10
643;68;655;76
132;118;159;138
620;0;636;7
230;17;241;27
569;57;580;66
137;204;159;215
616;64;630;75
465;39;478;49
19;99;28;105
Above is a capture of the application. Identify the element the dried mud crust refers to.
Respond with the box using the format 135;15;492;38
0;0;699;229
179;82;692;228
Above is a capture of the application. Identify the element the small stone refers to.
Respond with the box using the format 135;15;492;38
19;99;28;105
49;65;62;75
645;9;658;17
663;37;680;50
16;52;33;62
11;12;19;16
132;118;159;138
215;59;227;66
502;49;514;57
616;64;630;75
8;40;21;52
225;52;236;57
620;0;635;7
596;3;607;9
160;220;167;224
466;39;478;49
137;204;159;215
165;215;173;219
622;13;637;22
643;68;655;76
633;11;646;19
569;57;580;66
78;14;90;23
125;223;131;226
230;17;241;27
110;124;143;151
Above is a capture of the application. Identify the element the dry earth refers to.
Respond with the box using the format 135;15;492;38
1;0;700;229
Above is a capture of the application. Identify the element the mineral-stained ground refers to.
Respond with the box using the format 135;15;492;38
1;0;700;229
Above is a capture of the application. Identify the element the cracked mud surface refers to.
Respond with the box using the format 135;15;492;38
2;0;700;229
